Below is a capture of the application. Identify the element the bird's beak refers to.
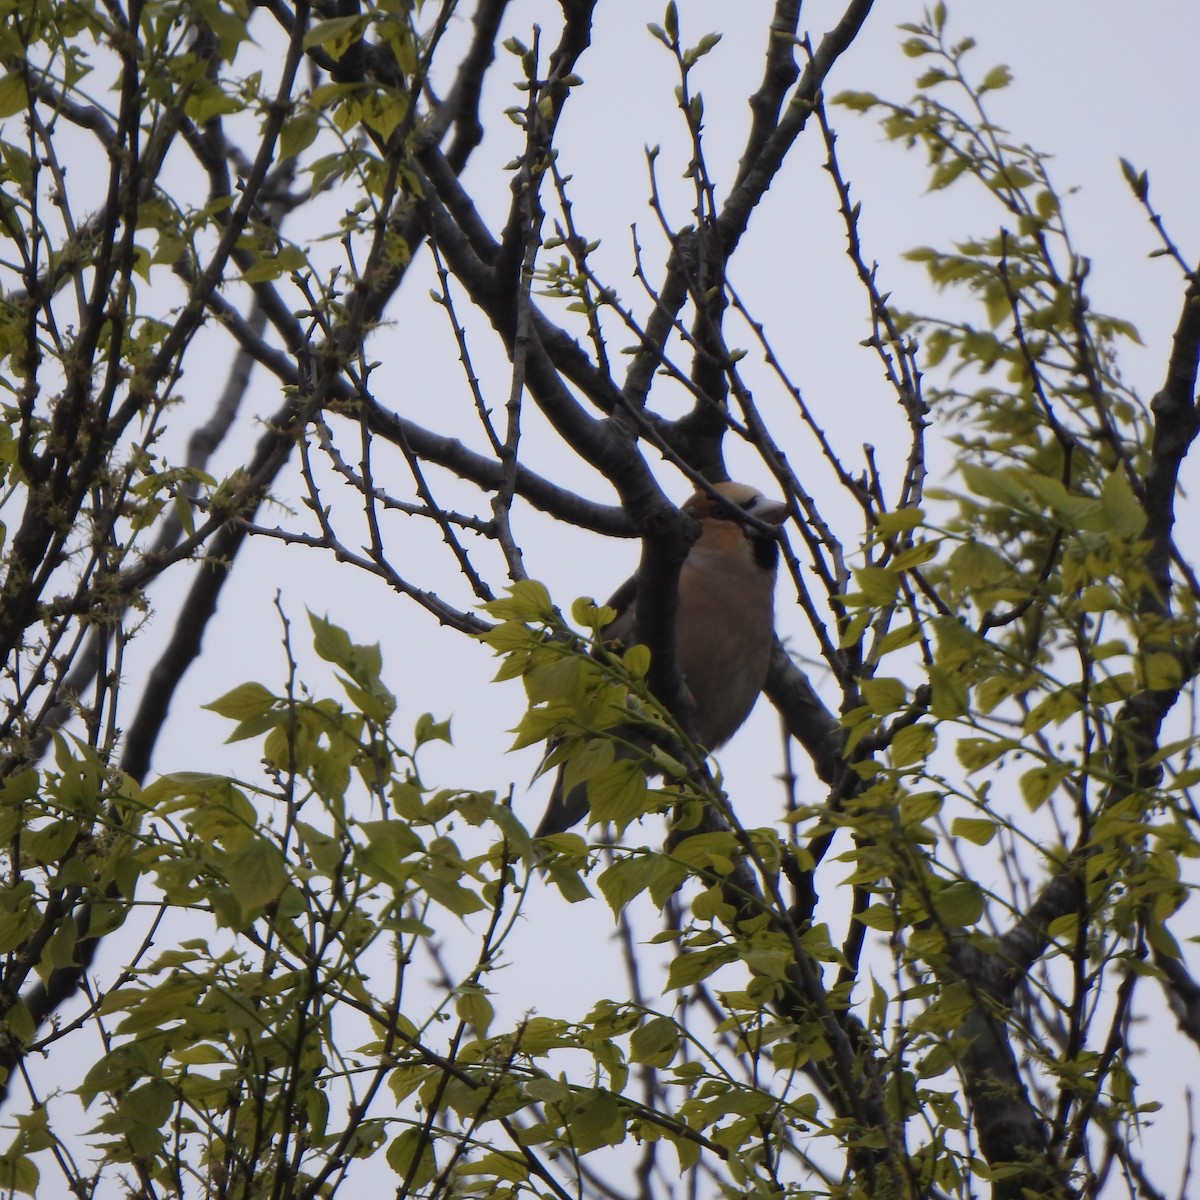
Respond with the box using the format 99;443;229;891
747;496;790;526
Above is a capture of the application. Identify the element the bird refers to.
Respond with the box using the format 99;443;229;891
535;480;789;837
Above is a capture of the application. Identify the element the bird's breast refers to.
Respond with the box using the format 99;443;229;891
674;555;775;749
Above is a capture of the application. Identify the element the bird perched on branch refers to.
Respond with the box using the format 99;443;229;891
535;480;789;836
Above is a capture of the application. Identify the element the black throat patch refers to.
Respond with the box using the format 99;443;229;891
750;534;779;573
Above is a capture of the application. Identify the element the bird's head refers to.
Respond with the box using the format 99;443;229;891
682;481;789;570
682;481;789;529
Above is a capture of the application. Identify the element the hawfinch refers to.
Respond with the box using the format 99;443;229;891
536;481;789;836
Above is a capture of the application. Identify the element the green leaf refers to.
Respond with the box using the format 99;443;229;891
280;112;319;161
832;89;880;113
386;1128;437;1187
4;1000;33;1045
562;1088;625;1152
916;1041;956;1079
42;916;78;970
1100;470;1146;538
990;164;1038;193
571;596;615;629
224;838;287;920
670;831;739;876
623;643;651;678
839;609;871;649
308;612;383;687
875;507;925;533
203;681;276;721
900;790;941;826
630;1015;679;1067
1146;913;1182;960
242;244;307;283
414;713;452;747
191;0;250;57
861;677;907;715
303;14;367;53
459;1151;529;1184
950;817;997;845
978;64;1013;93
890;723;936;767
11;1107;52;1155
1091;672;1136;706
855;904;897;932
0;74;28;120
184;84;243;124
310;612;357;670
122;1079;174;1128
933;615;982;668
482;579;555;623
691;883;733;922
1079;584;1116;612
670;1129;702;1170
1141;651;1182;691
1047;912;1079;944
666;944;737;989
929;665;968;718
597;854;661;914
0;1152;38;1196
854;565;899;605
587;759;650;831
1022;688;1081;734
1020;764;1067;810
1035;188;1060;218
947;541;1011;590
878;623;923;656
959;463;1027;506
934;880;984;926
415;870;485;917
929;156;972;191
22;819;77;864
455;986;493;1037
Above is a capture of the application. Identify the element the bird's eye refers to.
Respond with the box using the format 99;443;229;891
710;498;759;521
